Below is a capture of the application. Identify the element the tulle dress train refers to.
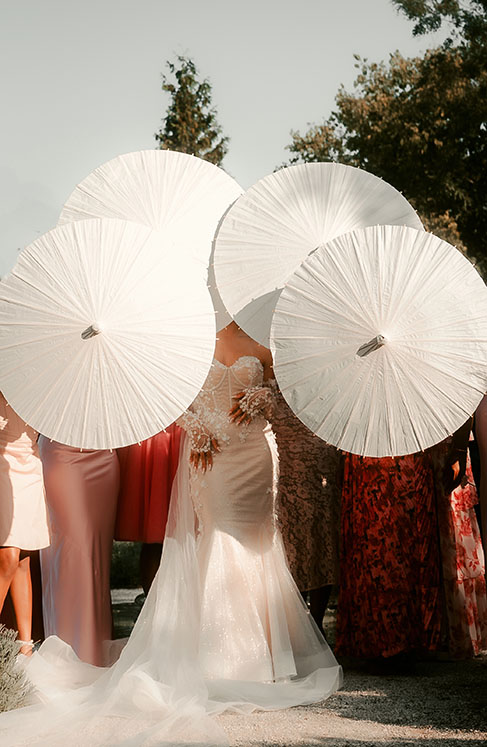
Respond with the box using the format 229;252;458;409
0;356;341;746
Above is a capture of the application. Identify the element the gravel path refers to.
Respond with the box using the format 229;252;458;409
218;655;487;746
112;590;487;746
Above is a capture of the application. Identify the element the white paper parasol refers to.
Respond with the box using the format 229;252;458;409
271;224;487;458
58;149;243;270
208;251;233;331
0;218;215;449
213;162;423;345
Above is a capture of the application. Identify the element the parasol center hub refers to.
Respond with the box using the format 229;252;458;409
356;334;388;358
81;323;103;340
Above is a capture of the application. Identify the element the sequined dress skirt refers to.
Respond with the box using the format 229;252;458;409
192;420;332;682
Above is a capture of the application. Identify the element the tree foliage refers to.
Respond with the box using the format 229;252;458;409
392;0;487;45
285;3;487;275
155;56;229;166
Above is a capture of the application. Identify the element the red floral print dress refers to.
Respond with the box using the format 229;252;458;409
336;452;443;659
430;440;487;657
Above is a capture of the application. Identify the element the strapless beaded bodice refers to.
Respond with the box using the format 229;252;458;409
189;356;265;447
196;356;263;411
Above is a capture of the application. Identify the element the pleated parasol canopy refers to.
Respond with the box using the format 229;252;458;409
58;149;243;277
271;224;487;458
213;162;423;345
0;218;215;449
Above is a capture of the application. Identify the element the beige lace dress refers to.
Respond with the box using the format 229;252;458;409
272;390;343;591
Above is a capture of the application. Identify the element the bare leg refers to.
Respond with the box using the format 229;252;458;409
9;553;33;655
0;547;32;654
0;546;20;610
140;543;163;596
309;585;332;634
300;585;332;633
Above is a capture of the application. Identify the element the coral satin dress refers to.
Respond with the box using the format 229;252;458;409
115;424;182;543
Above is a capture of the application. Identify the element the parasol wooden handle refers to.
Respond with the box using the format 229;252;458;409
81;323;103;340
356;334;387;357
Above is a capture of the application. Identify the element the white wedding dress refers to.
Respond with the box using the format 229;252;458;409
0;357;341;746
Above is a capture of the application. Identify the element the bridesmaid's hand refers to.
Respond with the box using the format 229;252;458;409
229;393;252;425
190;438;220;472
443;450;467;493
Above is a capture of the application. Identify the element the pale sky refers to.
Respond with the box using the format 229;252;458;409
0;0;446;276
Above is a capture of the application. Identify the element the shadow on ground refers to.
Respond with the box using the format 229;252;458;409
229;740;487;747
316;655;487;733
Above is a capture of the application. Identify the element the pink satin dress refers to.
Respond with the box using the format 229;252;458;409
39;437;119;666
0;393;49;550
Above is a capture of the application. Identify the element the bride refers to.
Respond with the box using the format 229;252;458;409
0;322;341;746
